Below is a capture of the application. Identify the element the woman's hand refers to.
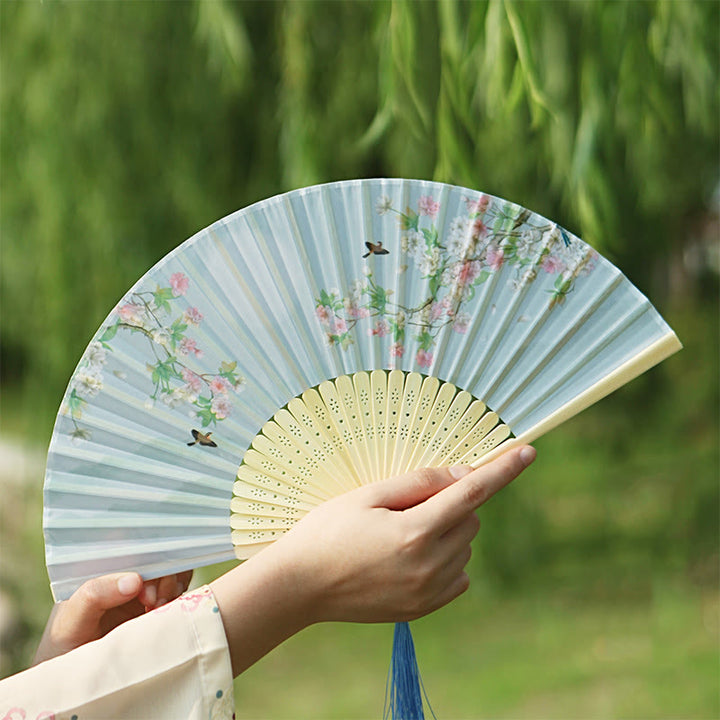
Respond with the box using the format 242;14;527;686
212;445;536;676
33;571;193;665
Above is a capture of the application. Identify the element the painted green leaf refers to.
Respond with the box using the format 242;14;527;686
100;324;119;342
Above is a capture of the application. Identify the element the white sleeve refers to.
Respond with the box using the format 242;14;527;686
0;585;234;719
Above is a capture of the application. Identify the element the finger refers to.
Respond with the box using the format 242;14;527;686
365;465;474;511
70;572;143;623
177;570;193;595
412;445;535;535
416;571;470;619
139;578;159;609
440;512;480;550
155;575;180;606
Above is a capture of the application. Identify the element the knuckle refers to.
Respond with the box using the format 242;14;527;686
413;467;438;494
462;481;488;508
77;578;103;607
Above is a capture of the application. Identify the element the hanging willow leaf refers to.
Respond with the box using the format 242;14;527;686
503;0;555;123
195;0;251;90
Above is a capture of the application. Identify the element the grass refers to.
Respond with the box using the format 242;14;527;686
229;579;718;719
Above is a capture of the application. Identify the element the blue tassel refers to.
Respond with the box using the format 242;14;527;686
384;622;436;720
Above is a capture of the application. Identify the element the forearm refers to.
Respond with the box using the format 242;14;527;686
210;545;316;677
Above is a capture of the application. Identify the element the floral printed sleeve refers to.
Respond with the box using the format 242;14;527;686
0;586;234;720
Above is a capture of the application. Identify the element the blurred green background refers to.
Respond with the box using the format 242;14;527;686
1;1;718;717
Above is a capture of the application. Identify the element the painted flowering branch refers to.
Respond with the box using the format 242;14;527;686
315;194;597;369
64;272;245;440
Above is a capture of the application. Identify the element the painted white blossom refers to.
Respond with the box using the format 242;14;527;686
349;279;365;303
402;229;424;259
546;224;562;249
559;239;590;268
72;369;103;399
177;385;199;404
83;341;107;369
419;247;442;276
159;389;186;408
375;195;393;215
446;216;473;258
515;228;539;261
151;328;172;349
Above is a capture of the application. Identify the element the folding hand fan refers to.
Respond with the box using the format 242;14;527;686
42;178;679;713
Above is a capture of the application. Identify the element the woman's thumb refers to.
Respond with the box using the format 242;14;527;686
71;572;143;617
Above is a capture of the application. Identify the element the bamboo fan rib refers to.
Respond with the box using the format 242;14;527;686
43;178;681;601
230;371;510;556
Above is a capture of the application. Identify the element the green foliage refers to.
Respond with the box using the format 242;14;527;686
1;0;717;412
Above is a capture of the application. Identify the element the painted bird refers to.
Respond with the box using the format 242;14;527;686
363;241;389;258
187;429;217;447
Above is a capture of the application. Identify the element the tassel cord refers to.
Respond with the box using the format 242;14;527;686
383;622;437;720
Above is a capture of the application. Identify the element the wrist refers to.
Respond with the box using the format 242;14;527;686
210;544;320;676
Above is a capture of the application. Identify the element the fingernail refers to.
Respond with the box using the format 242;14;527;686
144;585;157;607
520;446;536;467
449;465;473;480
117;574;140;596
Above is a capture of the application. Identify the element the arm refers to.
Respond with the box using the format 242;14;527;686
33;570;193;665
212;445;535;676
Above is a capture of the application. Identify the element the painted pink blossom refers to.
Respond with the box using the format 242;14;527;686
210;376;231;395
541;256;566;274
487;246;505;271
315;305;330;325
211;395;233;420
369;319;390;337
471;217;487;240
332;317;348;335
429;301;446;321
464;194;490;214
453;313;471;334
170;272;189;297
344;301;370;319
418;195;440;218
389;342;405;358
183;307;203;325
118;303;143;323
179;337;203;358
416;349;433;368
181;368;203;393
455;259;482;288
